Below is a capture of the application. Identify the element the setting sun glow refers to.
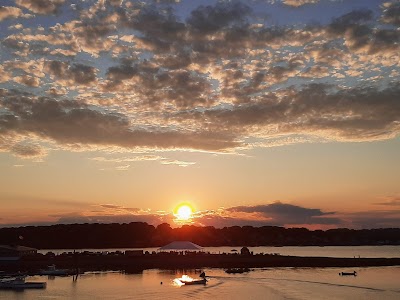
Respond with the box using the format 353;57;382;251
174;204;193;221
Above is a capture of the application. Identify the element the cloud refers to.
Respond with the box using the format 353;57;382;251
160;159;196;167
0;90;239;151
226;202;339;226
99;204;140;212
327;9;373;35
0;133;47;159
0;1;399;160
0;65;11;83
11;142;47;158
15;0;65;14
14;75;40;87
194;203;400;229
90;155;162;163
181;83;400;143
2;200;400;229
91;155;195;167
282;0;319;7
2;79;399;157
44;60;97;86
374;195;400;206
381;1;400;26
340;210;400;229
46;208;174;226
326;8;400;55
0;6;30;21
4;202;336;228
104;63;215;108
187;2;251;34
115;164;130;171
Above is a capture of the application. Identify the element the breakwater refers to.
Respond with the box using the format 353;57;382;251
2;252;400;273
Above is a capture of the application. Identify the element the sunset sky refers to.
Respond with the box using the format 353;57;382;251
0;0;399;229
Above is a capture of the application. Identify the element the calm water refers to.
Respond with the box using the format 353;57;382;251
1;267;399;300
4;246;397;299
40;245;400;258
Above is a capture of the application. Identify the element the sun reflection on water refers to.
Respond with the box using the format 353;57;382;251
173;274;194;286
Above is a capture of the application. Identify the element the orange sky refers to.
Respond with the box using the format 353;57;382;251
0;0;399;229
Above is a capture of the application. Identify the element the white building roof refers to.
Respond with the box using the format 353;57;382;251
0;245;37;252
158;241;203;251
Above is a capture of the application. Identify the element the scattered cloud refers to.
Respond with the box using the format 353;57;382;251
374;195;400;206
15;0;65;15
282;0;319;7
0;0;399;162
11;142;47;158
115;164;130;171
339;210;400;229
159;159;196;167
99;204;140;213
221;202;340;227
0;6;31;21
1;200;400;229
90;155;196;167
381;1;400;26
90;155;162;163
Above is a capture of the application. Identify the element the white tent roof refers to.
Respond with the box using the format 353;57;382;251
158;241;203;251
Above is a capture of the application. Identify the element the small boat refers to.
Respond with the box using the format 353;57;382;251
339;271;357;276
225;267;250;274
176;274;207;286
39;264;73;276
179;278;207;285
0;271;27;278
0;276;46;289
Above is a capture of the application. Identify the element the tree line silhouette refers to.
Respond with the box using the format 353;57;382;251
0;223;399;249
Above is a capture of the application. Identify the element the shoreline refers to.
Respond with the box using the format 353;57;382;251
2;253;400;274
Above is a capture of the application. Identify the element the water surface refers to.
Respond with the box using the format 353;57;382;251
1;266;399;300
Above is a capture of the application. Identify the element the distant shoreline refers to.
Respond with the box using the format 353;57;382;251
2;253;400;274
2;223;399;250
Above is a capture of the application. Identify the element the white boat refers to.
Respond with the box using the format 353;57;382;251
39;264;73;276
179;278;207;285
176;274;208;286
0;277;46;289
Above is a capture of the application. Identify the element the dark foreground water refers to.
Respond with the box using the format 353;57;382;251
1;266;399;300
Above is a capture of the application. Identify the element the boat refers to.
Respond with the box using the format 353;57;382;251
0;271;27;278
39;264;74;276
225;267;250;274
339;271;357;276
176;274;207;285
0;276;46;289
179;278;207;285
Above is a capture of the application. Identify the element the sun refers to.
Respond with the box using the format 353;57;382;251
174;203;193;221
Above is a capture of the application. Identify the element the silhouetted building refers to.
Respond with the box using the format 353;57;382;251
241;246;251;255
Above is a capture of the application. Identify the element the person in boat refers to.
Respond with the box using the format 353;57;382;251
199;271;206;278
